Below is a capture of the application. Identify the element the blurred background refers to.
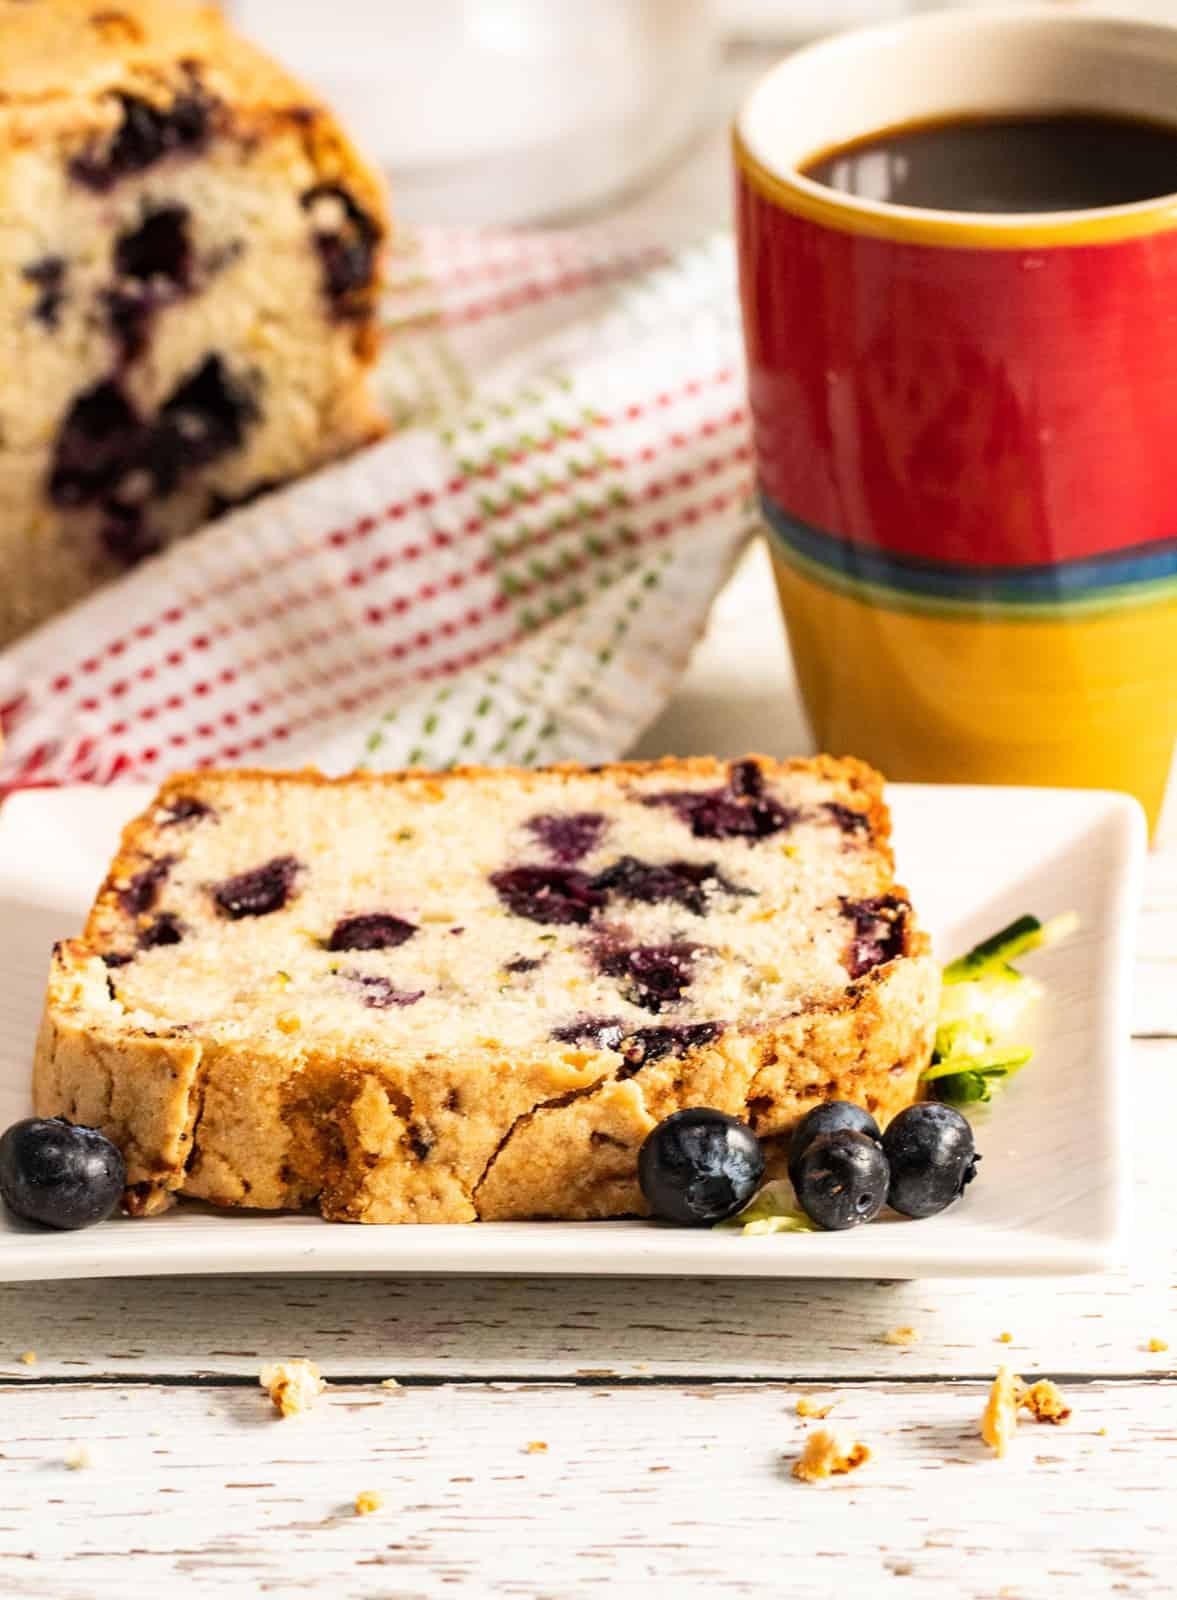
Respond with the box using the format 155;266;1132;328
228;0;1177;226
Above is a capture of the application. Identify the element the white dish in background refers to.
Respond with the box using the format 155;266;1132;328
0;782;1143;1282
230;0;717;225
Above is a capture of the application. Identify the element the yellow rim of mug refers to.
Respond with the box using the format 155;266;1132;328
732;127;1177;251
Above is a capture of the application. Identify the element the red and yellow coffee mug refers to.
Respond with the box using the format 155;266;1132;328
734;8;1176;829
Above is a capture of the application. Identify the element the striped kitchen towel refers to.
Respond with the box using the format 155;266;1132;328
0;225;755;788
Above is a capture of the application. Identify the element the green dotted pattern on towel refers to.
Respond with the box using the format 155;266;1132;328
356;232;749;773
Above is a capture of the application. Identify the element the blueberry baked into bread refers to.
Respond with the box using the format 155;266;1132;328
34;756;939;1223
0;0;388;645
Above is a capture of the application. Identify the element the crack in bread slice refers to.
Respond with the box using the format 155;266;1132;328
34;756;939;1222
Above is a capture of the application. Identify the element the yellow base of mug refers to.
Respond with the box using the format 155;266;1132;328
771;553;1176;833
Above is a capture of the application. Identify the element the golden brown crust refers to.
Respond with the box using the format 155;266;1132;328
472;949;936;1221
36;755;937;1224
34;940;204;1185
35;937;936;1222
1;1;339;119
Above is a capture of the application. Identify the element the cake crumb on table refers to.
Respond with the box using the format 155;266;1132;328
1146;1338;1169;1353
998;1332;1013;1344
259;1359;325;1418
354;1490;384;1516
791;1428;870;1483
64;1445;92;1471
882;1326;920;1346
796;1396;836;1419
982;1368;1073;1454
380;1377;403;1391
981;1366;1021;1458
19;1350;36;1365
525;1440;549;1455
1020;1379;1072;1425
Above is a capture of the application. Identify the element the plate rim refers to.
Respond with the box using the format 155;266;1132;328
0;780;1146;1282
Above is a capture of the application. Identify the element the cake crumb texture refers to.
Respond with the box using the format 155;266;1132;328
882;1326;920;1346
260;1357;324;1417
791;1428;871;1483
354;1489;384;1516
33;756;939;1224
1019;1379;1071;1426
981;1366;1021;1458
983;1368;1073;1455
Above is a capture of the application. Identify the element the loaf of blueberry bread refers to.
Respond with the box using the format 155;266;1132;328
0;0;388;644
34;756;939;1222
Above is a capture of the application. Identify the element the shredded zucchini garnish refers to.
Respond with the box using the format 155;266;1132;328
716;1180;817;1236
924;912;1077;1105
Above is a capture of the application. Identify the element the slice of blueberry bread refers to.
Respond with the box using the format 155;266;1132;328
34;756;939;1223
0;0;387;644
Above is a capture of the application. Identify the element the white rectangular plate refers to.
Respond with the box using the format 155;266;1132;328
0;783;1144;1281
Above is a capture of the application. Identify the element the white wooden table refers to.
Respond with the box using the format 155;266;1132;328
1;542;1172;1599
2;41;1175;1600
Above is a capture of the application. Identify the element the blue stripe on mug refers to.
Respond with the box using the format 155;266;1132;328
762;494;1177;616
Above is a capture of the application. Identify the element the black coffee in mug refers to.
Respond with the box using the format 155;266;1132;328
801;112;1177;213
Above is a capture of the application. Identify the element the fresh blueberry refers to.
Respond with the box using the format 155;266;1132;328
212;855;300;919
787;1101;882;1188
792;1129;890;1230
0;1118;125;1230
882;1103;979;1219
490;865;606;926
328;913;416;952
638;1108;764;1226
